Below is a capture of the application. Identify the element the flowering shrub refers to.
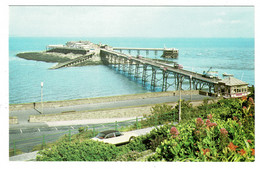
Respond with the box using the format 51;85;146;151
170;127;179;138
148;109;255;162
196;118;204;128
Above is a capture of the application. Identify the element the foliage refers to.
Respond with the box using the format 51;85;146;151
32;142;55;152
177;100;198;122
9;148;23;157
248;85;255;99
36;96;255;162
123;136;147;152
142;104;177;127
129;124;173;152
114;151;142;161
36;140;120;161
140;99;206;127
78;127;85;133
148;97;255;162
32;127;96;152
71;127;96;142
150;135;166;152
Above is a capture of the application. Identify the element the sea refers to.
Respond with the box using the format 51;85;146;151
9;37;255;104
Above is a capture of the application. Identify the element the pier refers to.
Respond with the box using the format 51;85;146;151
47;41;250;98
100;48;220;94
50;52;95;69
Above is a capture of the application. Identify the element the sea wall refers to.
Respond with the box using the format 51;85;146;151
28;99;211;123
9;116;18;124
9;90;200;111
29;105;154;122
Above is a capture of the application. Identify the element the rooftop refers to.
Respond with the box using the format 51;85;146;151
219;76;248;86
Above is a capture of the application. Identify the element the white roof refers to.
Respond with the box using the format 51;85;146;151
219;76;248;86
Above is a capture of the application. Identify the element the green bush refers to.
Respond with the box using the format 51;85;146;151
177;100;199;122
115;151;142;161
123;136;147;152
36;140;120;161
78;127;85;133
36;137;149;161
142;104;178;127
9;148;23;157
131;124;172;152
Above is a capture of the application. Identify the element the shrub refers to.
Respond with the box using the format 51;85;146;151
114;151;142;161
148;113;255;162
78;127;85;133
37;97;255;162
9;148;23;157
150;135;165;151
124;136;147;152
140;124;172;151
36;135;148;161
36;140;120;161
142;104;177;126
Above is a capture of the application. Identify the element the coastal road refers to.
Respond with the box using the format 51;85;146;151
10;124;170;161
10;94;211;129
9;94;212;154
9;119;138;153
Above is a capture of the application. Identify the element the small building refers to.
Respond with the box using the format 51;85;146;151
161;48;179;58
216;76;250;98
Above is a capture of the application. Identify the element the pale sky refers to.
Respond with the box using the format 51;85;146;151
9;6;254;38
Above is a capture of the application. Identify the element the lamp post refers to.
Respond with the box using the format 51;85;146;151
41;82;44;114
190;75;192;101
179;80;181;123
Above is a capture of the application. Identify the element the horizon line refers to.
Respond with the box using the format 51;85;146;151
9;36;255;39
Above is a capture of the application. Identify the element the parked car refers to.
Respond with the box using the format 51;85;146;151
91;130;138;145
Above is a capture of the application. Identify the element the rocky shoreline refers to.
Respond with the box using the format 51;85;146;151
17;52;71;63
16;51;103;66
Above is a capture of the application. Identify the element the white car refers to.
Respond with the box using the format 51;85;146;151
91;130;138;145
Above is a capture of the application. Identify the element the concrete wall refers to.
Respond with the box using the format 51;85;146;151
10;117;18;124
28;99;211;123
29;106;154;123
10;91;200;111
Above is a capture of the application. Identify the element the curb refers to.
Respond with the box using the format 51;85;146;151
9;151;39;161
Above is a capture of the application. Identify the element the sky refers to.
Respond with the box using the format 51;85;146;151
9;6;254;38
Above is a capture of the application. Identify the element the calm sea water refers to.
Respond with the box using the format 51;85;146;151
9;37;254;104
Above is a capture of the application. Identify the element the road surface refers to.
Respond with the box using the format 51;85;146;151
10;94;210;129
